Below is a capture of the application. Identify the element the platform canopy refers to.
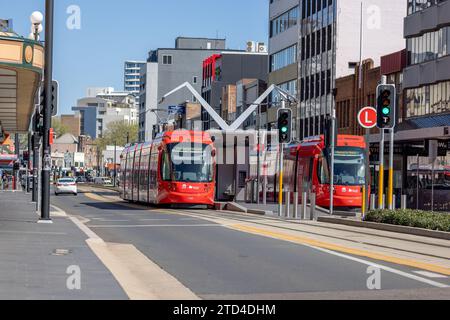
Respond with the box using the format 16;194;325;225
0;29;44;133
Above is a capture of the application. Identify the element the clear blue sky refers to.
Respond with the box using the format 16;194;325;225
2;0;269;114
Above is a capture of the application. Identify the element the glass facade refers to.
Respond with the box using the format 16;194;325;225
405;81;450;117
407;0;448;15
299;0;336;138
272;79;298;103
270;6;299;38
407;27;450;65
270;44;297;72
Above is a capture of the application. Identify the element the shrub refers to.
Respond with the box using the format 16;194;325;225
364;210;450;232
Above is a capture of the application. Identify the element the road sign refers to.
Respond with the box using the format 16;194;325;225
168;105;186;115
358;107;377;129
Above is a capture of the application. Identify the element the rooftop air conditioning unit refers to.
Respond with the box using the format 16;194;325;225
257;42;267;53
246;41;256;53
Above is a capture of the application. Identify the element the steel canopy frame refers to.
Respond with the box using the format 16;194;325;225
160;82;297;132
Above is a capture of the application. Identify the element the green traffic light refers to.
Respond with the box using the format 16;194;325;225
281;127;288;133
382;107;390;115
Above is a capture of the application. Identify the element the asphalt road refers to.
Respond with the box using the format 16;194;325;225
51;188;450;300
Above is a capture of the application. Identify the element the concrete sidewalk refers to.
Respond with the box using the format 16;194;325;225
0;191;127;300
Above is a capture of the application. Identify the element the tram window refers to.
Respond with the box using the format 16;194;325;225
161;151;171;181
318;157;330;184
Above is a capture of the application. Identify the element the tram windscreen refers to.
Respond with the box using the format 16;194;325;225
323;147;366;186
164;143;214;183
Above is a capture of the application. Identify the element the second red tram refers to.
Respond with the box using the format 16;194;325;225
283;135;367;210
120;131;216;207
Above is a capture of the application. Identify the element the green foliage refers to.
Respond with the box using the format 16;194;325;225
95;121;138;151
52;117;68;138
365;210;450;232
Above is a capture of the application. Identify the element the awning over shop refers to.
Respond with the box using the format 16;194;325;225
0;30;44;133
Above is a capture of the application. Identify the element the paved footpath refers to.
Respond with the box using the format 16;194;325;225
0;191;127;300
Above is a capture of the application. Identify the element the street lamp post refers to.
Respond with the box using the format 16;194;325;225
40;0;54;223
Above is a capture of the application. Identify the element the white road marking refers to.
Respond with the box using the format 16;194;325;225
413;271;449;279
302;243;449;288
89;224;220;228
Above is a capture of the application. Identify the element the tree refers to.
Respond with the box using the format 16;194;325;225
52;117;69;138
95;121;138;151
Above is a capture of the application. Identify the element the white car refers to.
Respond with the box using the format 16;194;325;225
55;178;77;196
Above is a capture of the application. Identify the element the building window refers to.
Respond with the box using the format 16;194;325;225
162;55;173;65
405;80;450;118
270;6;299;38
270;44;297;72
407;27;450;65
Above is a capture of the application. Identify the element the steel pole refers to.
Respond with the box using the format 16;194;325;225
330;109;336;215
40;0;54;222
278;100;286;216
114;141;117;187
378;129;385;209
256;104;261;204
388;128;395;209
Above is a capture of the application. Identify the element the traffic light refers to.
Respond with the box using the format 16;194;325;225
376;84;396;129
51;80;59;117
277;108;292;144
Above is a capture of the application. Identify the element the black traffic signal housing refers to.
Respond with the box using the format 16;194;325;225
277;108;293;144
376;84;396;129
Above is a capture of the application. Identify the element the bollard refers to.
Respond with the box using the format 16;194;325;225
401;194;407;210
302;192;308;220
285;192;291;218
293;192;299;219
262;179;267;205
370;194;376;211
310;193;316;221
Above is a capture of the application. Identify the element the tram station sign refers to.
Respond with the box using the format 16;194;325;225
168;105;186;115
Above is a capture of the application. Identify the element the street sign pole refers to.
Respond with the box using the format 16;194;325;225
357;107;377;216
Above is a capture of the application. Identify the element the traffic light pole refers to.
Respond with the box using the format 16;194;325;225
388;128;395;209
278;100;286;217
378;129;385;209
40;0;54;223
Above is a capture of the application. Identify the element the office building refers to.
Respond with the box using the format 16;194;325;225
201;52;268;129
72;88;137;139
124;61;145;106
268;0;407;137
139;37;230;141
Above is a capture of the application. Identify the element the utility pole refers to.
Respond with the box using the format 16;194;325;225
40;0;54;223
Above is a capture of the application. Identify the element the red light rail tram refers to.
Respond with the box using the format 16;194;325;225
283;135;368;210
121;131;216;207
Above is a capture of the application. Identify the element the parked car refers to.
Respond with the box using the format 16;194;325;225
94;177;113;185
55;178;77;196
